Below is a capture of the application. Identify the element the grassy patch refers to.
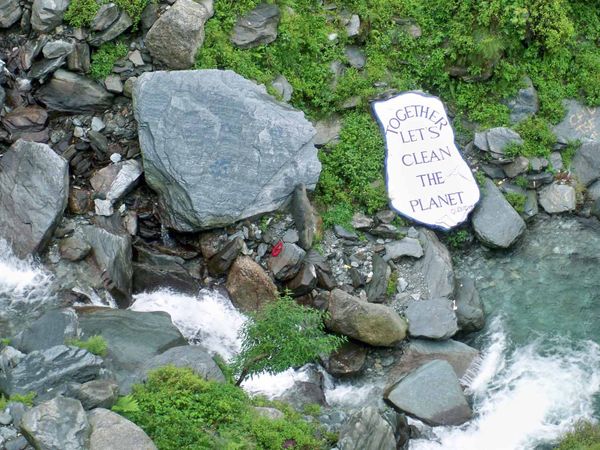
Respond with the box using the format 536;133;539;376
505;191;527;213
321;202;354;230
67;335;108;357
121;366;332;450
90;42;128;80
0;392;37;409
446;229;470;249
386;271;398;296
561;141;582;170
557;421;600;450
65;0;150;28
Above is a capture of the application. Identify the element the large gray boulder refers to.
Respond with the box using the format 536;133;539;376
337;406;396;450
31;0;69;32
88;408;157;450
0;140;68;258
37;70;113;113
570;142;600;186
145;0;213;69
77;308;187;393
11;309;78;353
472;178;526;248
385;360;472;426
405;298;458;340
133;69;320;231
0;0;22;28
21;397;90;450
554;100;600;144
538;183;576;213
0;345;104;398
326;289;407;347
414;230;454;299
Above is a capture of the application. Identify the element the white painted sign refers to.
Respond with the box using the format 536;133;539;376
372;92;480;230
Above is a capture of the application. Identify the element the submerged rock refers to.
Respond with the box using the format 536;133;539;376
0;140;68;258
385;360;472;426
337;406;396;450
134;69;320;231
472;179;526;248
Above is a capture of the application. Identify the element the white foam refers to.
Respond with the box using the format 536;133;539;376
130;288;247;361
242;367;312;398
0;240;52;297
410;320;600;450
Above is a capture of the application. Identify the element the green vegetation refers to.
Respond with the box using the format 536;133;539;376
122;366;331;449
233;293;346;386
65;0;150;28
196;0;600;222
386;271;398;296
90;42;128;80
561;141;582;169
112;394;140;413
321;202;354;230
475;170;487;187
557;422;600;450
0;392;37;409
0;338;10;346
67;335;108;357
505;191;527;213
515;176;529;190
446;229;470;249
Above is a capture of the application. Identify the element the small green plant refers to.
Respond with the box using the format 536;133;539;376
515;176;529;190
67;335;108;357
561;141;582;170
2;392;37;407
321;202;354;230
65;0;150;28
505;191;527;214
446;229;470;249
386;271;398;296
556;421;600;450
111;395;140;413
504;142;526;159
302;403;322;417
0;338;10;346
514;117;557;158
475;170;487;187
90;42;128;80
233;293;346;386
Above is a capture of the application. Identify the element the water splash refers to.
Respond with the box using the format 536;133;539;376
410;320;600;450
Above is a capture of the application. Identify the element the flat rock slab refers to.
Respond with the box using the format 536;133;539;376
414;229;454;299
570;142;600;186
337;406;396;450
231;3;280;48
12;309;78;353
405;298;458;340
0;140;68;258
77;308;187;393
133;69;320;231
553;100;600;144
37;70;113;113
88;408;156;450
383;237;423;261
385;359;472;426
539;183;576;213
472;179;526;249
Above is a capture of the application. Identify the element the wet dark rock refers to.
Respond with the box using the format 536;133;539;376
0;0;22;28
414;229;454;299
11;309;78;353
134;70;320;230
231;3;280;49
88;408;157;450
366;254;389;303
0;345;104;398
0;140;68;258
1;105;48;142
28;55;68;81
37;70;113;113
77;308;187;393
145;0;213;69
405;298;458;340
472;179;526;249
60;236;92;262
291;183;320;250
88;11;132;46
570;142;600;186
31;0;69;32
225;255;277;312
268;243;306;280
455;277;485;333
326;289;407;347
385;360;472;426
67;379;119;410
21;397;90;450
287;262;318;296
337;406;396;450
323;340;367;376
207;236;244;276
91;3;120;31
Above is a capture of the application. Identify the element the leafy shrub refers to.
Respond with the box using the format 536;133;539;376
67;335;108;357
514;117;557;158
90;42;128;80
112;395;140;413
505;191;527;214
65;0;150;28
561;141;581;169
321;202;354;230
386;271;398;296
446;229;470;249
557;421;600;450
122;366;329;449
0;392;37;409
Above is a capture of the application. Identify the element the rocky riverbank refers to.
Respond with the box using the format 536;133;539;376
1;0;600;449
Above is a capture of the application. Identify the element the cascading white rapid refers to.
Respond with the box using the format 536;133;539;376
410;318;600;450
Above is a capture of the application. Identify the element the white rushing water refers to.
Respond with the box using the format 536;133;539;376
411;318;600;450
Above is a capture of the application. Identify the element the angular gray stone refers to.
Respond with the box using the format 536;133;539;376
88;11;132;46
326;289;407;347
68;379;119;410
346;14;360;37
37;70;113;113
31;0;69;32
67;43;91;73
405;298;458;340
0;0;22;28
0;345;104;398
134;70;320;231
455;277;485;333
385;360;472;426
145;0;213;69
554;100;600;145
43;40;74;59
104;74;123;94
134;345;225;385
337;406;396;450
345;45;366;69
28;55;68;82
231;3;280;48
268;243;305;281
290;183;319;250
334;224;358;240
77;308;187;393
286;262;317;296
351;212;373;230
570;142;600;186
414;230;454;298
272;74;292;102
60;235;92;262
383;237;423;261
503;156;529;178
475;127;523;161
90;159;143;203
207;236;244;276
538;183;576;213
91;3;119;31
88;408;156;450
0;140;68;258
472;179;526;249
389;339;479;381
314;115;342;147
366;254;389;303
12;309;78;353
21;397;90;450
505;76;539;124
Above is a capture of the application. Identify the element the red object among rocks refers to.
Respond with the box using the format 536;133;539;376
271;240;283;257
